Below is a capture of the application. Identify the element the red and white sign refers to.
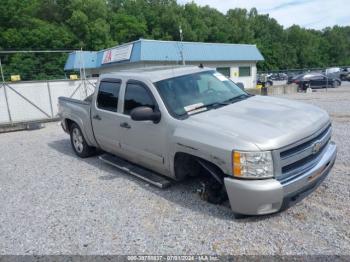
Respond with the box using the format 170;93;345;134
102;44;133;64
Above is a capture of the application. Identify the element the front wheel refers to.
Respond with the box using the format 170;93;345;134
332;81;340;88
70;123;95;158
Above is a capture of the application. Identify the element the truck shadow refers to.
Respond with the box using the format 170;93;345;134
48;138;282;222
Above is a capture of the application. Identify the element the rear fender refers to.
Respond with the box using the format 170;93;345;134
63;115;96;147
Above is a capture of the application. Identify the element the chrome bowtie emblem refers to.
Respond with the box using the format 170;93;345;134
312;141;322;154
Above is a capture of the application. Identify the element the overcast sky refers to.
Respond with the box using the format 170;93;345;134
178;0;349;30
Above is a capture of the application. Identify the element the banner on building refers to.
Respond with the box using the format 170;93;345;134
102;44;133;64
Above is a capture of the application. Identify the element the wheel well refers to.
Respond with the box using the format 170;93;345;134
65;119;75;132
174;152;224;181
174;152;228;204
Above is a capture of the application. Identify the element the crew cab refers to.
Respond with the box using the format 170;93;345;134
58;66;337;217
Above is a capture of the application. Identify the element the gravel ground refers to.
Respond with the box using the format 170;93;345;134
0;83;349;255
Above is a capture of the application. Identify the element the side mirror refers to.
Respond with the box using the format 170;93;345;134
130;106;161;123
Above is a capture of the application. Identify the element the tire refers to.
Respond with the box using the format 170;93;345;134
70;123;95;158
232;212;247;219
332;81;339;88
299;82;307;92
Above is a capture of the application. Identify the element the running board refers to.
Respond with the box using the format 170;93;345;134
99;154;172;189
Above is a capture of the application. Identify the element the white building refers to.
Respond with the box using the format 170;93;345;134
65;39;264;89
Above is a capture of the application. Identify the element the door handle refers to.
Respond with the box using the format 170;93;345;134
120;122;131;129
93;114;102;120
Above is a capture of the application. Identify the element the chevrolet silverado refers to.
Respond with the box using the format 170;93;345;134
58;66;337;217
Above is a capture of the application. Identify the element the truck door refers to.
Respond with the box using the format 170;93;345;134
117;80;167;174
91;78;124;155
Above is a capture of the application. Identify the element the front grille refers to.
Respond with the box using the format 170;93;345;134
281;138;330;174
277;124;332;182
280;125;330;159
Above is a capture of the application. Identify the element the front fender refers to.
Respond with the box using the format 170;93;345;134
168;125;259;177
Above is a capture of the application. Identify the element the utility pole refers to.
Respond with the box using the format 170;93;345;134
179;25;185;65
79;47;88;97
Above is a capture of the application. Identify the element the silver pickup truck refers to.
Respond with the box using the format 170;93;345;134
58;66;337;217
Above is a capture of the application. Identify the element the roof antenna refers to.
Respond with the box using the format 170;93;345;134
179;25;185;66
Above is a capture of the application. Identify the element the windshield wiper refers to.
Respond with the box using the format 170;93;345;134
223;94;251;104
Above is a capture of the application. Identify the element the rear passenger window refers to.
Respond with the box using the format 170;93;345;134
97;81;121;112
124;83;155;115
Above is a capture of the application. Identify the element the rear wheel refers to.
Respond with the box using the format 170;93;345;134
70;123;95;158
332;81;340;88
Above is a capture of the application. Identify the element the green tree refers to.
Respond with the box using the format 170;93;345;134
0;0;350;79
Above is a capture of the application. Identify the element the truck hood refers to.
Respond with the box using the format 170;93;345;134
187;95;330;150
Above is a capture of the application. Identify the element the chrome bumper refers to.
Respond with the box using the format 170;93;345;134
224;142;337;215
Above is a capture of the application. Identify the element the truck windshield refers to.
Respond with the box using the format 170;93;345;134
154;70;249;117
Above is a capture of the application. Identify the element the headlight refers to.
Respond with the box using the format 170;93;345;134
232;151;274;179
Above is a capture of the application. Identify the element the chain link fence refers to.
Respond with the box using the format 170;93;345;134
0;78;96;127
0;53;96;127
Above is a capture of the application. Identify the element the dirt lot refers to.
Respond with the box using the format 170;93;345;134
0;83;349;255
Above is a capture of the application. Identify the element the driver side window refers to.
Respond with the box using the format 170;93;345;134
124;82;156;115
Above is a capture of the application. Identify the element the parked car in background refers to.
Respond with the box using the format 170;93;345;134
287;73;303;84
257;73;273;87
257;72;288;83
340;67;350;81
269;73;288;81
257;78;273;87
325;67;341;79
289;72;341;90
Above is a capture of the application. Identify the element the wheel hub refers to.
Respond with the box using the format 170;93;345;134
72;128;84;153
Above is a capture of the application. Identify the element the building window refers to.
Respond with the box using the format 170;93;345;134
216;67;230;77
239;66;251;77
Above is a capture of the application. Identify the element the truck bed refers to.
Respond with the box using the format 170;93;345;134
58;96;97;147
